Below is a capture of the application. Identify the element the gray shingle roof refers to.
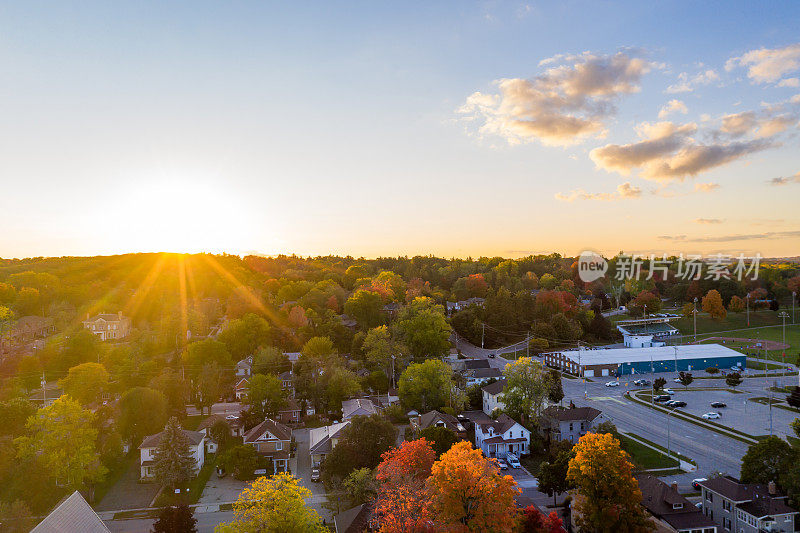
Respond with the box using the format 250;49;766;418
243;418;292;443
31;491;109;533
482;379;506;395
139;429;204;449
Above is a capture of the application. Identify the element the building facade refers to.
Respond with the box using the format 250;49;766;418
474;414;530;459
699;476;798;533
139;430;205;479
242;418;292;473
82;312;131;341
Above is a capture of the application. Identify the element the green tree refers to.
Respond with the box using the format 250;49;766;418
12;287;40;316
538;449;573;507
547;369;564;405
344;290;385;330
15;396;106;490
183;340;231;377
726;372;742;389
342;467;377;507
253;346;290;375
220;445;259;480
302;336;336;360
215;473;325;533
653;377;666;392
740;436;794;485
502;357;549;425
149;368;190;418
58;329;101;371
419;426;459;457
363;325;398;376
153;417;198;489
324;365;362;411
218;313;272;361
15;355;42;391
678;371;694;389
59;362;110;405
197;363;225;415
395;297;451;360
322;415;396;483
399;359;460;413
0;398;36;437
0;500;35;533
119;387;169;446
152;504;198;533
245;373;286;419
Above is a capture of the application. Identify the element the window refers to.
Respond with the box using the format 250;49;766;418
705;491;713;502
276;442;282;451
569;423;574;431
723;500;731;511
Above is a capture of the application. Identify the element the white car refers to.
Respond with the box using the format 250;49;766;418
496;459;509;470
605;381;620;387
506;453;521;468
663;388;675;394
673;378;683;383
702;412;721;420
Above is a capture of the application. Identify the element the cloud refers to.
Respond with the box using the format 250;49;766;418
555;181;642;202
694;218;723;224
658;235;687;241
459;51;651;146
792;94;800;104
768;171;800;185
779;78;800;88
665;69;720;93
726;43;800;83
695;182;720;192
688;230;800;243
658;99;688;119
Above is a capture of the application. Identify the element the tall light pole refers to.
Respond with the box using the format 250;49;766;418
666;405;678;461
793;291;797;325
778;311;788;389
746;294;750;327
693;297;698;343
481;323;485;349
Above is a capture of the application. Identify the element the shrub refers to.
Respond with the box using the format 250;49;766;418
706;367;719;375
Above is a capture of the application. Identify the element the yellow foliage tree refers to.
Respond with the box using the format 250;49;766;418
702;289;727;320
567;432;653;533
426;441;520;532
215;473;325;533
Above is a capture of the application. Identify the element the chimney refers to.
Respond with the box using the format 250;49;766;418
671;482;678;493
768;481;776;495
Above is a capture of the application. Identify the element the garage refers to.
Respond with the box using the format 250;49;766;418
601;369;610;377
583;370;594;378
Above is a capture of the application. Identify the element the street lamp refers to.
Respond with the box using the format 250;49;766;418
793;291;797;325
778;311;788;389
666;405;680;462
746;293;750;327
693;298;698;343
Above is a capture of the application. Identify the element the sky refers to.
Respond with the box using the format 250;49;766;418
1;1;799;260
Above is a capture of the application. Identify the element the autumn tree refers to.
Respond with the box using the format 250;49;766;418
153;417;197;489
728;295;745;313
373;438;437;533
119;387;169;446
628;291;662;317
702;289;727;320
0;500;35;533
502;357;549;425
152;504;198;533
15;396;107;491
244;373;286;419
399;359;461;413
322;415;396;483
214;473;325;533
567;432;652;533
59;362;110;405
426;441;520;532
678;371;693;389
518;506;564;533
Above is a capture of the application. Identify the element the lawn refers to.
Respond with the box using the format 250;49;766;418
153;454;218;507
671;311;800;356
618;434;679;470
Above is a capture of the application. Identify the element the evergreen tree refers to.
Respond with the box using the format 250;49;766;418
152;505;198;533
153;417;197;489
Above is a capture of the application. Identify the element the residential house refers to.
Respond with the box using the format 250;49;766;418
449;358;491;373
197;414;245;445
242;418;292;473
139;429;205;479
464;367;503;387
474;414;531;459
0;315;55;353
482;379;506;415
636;474;717;533
235;356;253;377
277;398;302;424
309;421;350;467
334;503;375;533
410;410;467;438
540;405;602;443
699;476;798;533
82;312;131;341
31;491;110;533
284;352;301;365
279;370;294;395
342;398;378;420
234;377;249;400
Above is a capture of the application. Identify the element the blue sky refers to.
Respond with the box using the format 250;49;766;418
1;1;799;258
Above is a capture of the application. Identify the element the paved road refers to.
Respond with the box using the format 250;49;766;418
106;510;234;532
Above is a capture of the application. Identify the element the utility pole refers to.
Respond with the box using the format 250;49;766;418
673;345;678;374
650;350;654;405
481;323;485;349
391;354;396;390
746;294;750;327
693;297;698;343
792;291;796;325
526;333;530;358
41;372;47;406
779;311;788;389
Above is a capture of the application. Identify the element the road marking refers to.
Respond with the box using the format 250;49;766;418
588;396;626;404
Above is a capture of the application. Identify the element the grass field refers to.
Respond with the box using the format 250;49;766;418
619;434;679;470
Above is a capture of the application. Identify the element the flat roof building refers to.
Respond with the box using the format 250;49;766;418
543;344;745;378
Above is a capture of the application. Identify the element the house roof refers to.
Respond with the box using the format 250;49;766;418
482;379;506;396
418;410;465;433
243;418;292;443
699;476;788;503
477;414;522;436
278;370;293;381
31;491;110;533
83;313;127;323
279;398;301;412
236;358;252;370
542;405;602;423
309;421;350;455
463;359;491;370
739;497;798;518
334;503;371;533
469;367;503;379
139;429;204;449
342;398;377;419
636;475;715;530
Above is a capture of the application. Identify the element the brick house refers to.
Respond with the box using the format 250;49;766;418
82;312;131;341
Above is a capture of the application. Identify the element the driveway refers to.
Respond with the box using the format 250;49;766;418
95;455;160;511
291;428;333;522
198;474;247;505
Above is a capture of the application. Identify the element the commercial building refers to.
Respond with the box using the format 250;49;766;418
543;344;746;378
617;317;679;348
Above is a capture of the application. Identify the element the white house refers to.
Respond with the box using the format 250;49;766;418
342;398;378;420
309;421;350;467
465;367;503;388
481;379;506;415
474;414;530;460
139;429;205;479
234;377;249;400
235;356;253;377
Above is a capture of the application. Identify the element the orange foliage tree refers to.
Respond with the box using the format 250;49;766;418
567;432;653;533
426;441;520;532
373;438;437;533
702;289;727;320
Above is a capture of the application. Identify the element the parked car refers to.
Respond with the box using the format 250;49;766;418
457;414;472;429
702;412;721;419
488;353;496;359
671;401;687;407
731;366;741;372
605;381;620;387
673;378;683;383
506;453;521;468
654;394;671;402
692;478;708;490
311;468;321;482
633;379;650;386
710;401;727;408
663;388;675;394
496;459;509;470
